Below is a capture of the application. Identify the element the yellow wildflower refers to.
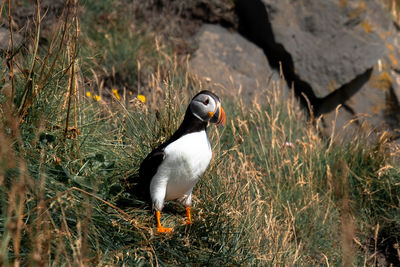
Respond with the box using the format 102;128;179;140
112;88;121;100
129;91;133;96
137;94;146;103
93;95;101;101
86;91;91;97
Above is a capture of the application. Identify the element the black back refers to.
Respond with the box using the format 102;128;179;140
125;104;208;202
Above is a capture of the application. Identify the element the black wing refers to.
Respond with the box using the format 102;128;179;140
139;150;165;184
123;105;204;202
125;148;166;202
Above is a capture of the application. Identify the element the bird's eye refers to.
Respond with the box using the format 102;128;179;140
203;98;209;105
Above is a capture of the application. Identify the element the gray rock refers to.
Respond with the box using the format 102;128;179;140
318;105;359;143
189;24;283;101
320;65;396;140
234;0;400;139
262;0;387;98
0;27;23;51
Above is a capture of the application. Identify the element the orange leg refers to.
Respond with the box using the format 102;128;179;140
185;207;192;225
156;210;172;233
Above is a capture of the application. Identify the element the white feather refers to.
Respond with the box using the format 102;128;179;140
150;130;212;210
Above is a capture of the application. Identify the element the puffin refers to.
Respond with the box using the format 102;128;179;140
132;90;225;233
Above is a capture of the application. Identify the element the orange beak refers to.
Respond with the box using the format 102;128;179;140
209;102;226;126
216;106;226;126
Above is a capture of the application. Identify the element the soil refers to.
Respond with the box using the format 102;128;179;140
128;0;238;55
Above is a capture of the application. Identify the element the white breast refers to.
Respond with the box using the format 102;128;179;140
150;131;212;208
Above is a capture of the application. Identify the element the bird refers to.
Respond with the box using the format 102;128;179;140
130;90;225;233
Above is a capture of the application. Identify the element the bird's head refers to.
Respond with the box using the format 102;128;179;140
189;90;226;126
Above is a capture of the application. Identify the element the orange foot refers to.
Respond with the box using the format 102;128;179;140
157;226;173;233
156;210;173;233
184;206;192;225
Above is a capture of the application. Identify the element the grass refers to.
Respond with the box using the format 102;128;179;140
1;0;400;266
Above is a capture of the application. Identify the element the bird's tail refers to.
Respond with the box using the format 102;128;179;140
118;174;150;208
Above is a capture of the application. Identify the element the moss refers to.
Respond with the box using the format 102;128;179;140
339;0;348;8
389;53;398;67
360;20;373;33
371;71;393;91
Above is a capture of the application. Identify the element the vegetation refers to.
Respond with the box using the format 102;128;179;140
0;0;399;265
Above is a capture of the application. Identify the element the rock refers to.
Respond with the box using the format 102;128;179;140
236;0;400;139
0;27;23;52
189;24;283;101
262;0;387;98
318;105;359;143
319;66;397;142
5;0;66;45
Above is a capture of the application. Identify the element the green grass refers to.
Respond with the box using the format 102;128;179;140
1;0;400;266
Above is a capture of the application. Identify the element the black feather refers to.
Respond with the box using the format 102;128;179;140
123;90;219;204
124;104;207;202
